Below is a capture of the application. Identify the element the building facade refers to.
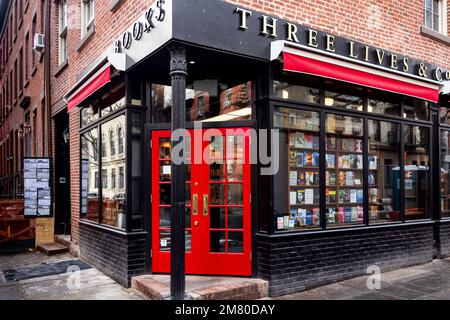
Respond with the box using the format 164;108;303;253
0;0;51;248
43;0;450;297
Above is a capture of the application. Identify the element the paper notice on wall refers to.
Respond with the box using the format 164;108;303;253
23;158;52;217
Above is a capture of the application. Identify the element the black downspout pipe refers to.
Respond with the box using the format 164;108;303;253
169;44;187;300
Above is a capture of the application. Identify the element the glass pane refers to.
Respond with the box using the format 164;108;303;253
209;135;224;160
324;92;363;111
227;162;243;181
368;90;401;116
433;13;440;32
441;130;450;218
273;108;321;231
228;207;243;229
228;232;243;253
440;107;450;125
273;74;320;104
425;0;432;11
152;81;252;123
81;106;99;128
404;98;430;121
424;10;432;29
210;231;226;252
368;120;401;224
160;207;171;228
210;207;226;229
210;184;225;204
159;230;171;252
210;163;225;181
160;184;171;205
80;128;99;223
227;135;244;159
159;138;171;159
228;184;243;205
403;125;430;220
160;161;172;182
326;114;364;227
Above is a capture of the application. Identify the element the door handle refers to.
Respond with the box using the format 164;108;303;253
203;194;209;216
193;194;198;216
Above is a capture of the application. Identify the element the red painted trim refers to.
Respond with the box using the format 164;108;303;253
283;52;439;102
67;66;112;112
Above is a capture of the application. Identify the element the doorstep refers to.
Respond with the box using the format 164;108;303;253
36;242;69;256
132;275;268;300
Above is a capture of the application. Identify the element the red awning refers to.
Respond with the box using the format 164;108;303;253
282;51;440;102
67;65;112;112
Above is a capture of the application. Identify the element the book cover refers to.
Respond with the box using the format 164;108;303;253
326;171;329;186
369;188;378;203
298;171;306;185
327;208;336;224
346;171;355;186
357;206;364;221
338;189;345;203
356;155;363;169
290;192;297;205
289;134;295;147
344;190;351;202
305;189;314;205
326;154;335;168
343;155;350;169
327;116;336;133
306;210;313;225
368;173;376;186
351;207;359;222
350;189;357;203
294;132;305;148
299;209;307;226
289;150;297;166
305;172;314;185
313;152;320;167
348;139;355;151
369;156;378;170
305;152;313;167
297;190;305;205
349;154;357;169
290;171;298;186
338;171;346;186
313;189;320;204
356;189;364;203
297;152;305;167
342;139;349;151
305;135;313;149
344;208;352;223
313;172;320;185
329;190;337;203
313;136;320;150
355;139;363;152
327;137;336;150
313;208;320;226
337;207;345;223
329;172;336;186
338;156;343;168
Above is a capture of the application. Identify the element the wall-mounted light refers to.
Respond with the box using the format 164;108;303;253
325;97;334;106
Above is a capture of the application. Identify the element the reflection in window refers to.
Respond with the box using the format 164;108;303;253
324;82;363;111
101;115;127;229
402;125;430;220
368;90;401;116
368;120;401;224
118;126;124;154
441;130;450;218
273;80;320;104
404;98;429;121
81;128;99;223
274;108;321;231
109;130;115;157
152;81;252;123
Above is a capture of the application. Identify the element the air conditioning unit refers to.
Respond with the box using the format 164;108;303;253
33;34;45;53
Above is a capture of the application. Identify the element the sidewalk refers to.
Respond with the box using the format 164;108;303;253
0;251;146;300
273;258;450;300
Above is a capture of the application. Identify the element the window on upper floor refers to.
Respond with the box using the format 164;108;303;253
81;0;95;36
424;0;448;34
59;0;68;64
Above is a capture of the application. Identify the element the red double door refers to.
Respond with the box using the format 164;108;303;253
151;128;252;276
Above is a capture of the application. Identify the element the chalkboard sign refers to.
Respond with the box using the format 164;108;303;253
23;158;52;217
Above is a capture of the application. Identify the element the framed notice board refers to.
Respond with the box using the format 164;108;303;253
23;158;53;218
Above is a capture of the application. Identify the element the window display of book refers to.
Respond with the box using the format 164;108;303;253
288;130;321;230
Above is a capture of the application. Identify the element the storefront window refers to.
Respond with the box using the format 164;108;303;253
440;107;450;125
81;106;99;128
441;130;450;218
326;114;364;227
403;125;430;220
274;107;321;231
404;98;429;121
368;90;401;116
273;76;320;104
101;115;127;229
368;120;401;224
152;80;252;123
80;128;99;223
324;81;363;111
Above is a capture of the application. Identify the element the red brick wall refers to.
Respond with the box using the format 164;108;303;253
225;0;450;68
0;1;47;179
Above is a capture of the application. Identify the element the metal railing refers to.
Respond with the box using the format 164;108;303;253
0;171;24;200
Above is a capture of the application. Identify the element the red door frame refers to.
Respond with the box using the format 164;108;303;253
151;128;252;276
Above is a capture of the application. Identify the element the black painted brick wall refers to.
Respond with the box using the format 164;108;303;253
257;223;434;297
79;223;147;287
436;221;450;258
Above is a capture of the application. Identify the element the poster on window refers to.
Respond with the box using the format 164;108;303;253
23;158;52;217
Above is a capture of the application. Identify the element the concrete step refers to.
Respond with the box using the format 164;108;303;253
36;242;69;256
55;235;71;248
132;275;268;300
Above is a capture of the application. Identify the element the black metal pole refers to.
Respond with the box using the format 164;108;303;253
169;44;187;300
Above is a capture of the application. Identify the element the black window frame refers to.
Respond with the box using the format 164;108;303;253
439;104;450;221
262;70;434;235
